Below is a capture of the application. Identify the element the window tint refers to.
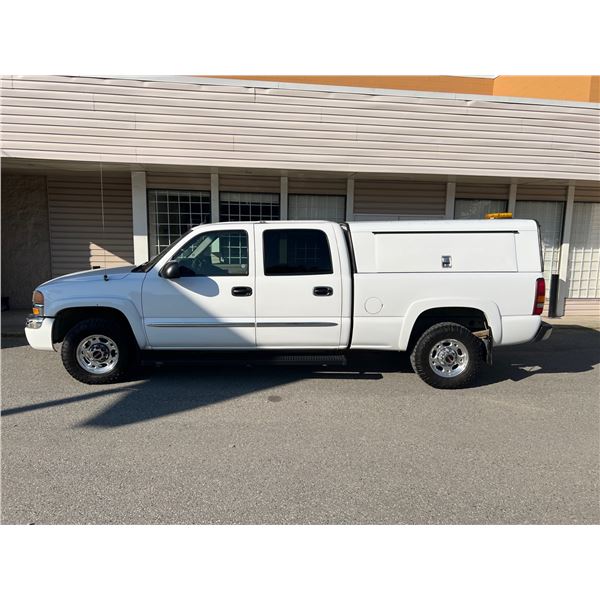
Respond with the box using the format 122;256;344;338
263;229;333;276
171;230;249;276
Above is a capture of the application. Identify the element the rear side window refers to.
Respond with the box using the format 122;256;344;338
263;229;333;276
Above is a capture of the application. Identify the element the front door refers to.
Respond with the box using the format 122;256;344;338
142;225;256;348
254;223;343;348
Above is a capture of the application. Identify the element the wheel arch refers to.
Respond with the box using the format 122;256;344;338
52;303;145;349
398;299;502;351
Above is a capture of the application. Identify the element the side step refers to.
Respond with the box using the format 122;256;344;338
139;350;348;368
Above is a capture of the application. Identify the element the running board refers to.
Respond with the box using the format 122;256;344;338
139;350;348;368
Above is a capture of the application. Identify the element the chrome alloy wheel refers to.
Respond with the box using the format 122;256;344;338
428;338;469;378
76;334;119;374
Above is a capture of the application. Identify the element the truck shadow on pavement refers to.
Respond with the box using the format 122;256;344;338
1;326;598;428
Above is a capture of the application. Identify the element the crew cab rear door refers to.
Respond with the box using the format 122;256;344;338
254;223;343;348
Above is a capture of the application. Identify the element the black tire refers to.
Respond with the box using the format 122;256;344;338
61;317;134;384
410;322;485;389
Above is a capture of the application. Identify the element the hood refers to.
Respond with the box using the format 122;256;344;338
42;265;135;286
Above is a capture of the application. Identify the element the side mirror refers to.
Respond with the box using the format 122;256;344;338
161;261;181;279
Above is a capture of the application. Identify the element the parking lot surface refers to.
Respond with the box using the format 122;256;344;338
1;326;599;524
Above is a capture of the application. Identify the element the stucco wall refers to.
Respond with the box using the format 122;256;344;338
1;174;52;308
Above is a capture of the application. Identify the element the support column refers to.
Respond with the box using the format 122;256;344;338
508;182;517;214
556;184;576;316
346;176;355;221
280;176;288;219
131;171;149;264
444;182;456;219
211;173;219;223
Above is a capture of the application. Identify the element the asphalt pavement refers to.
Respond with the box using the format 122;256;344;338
1;326;599;524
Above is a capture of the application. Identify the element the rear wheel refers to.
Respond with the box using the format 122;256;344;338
61;318;134;384
410;322;485;389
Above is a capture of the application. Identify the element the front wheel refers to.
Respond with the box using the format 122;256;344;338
61;318;134;384
410;322;485;389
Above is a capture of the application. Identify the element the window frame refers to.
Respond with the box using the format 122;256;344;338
170;229;250;278
262;228;334;277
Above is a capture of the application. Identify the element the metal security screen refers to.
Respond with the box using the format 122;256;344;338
455;199;508;219
567;202;600;299
219;192;280;221
289;194;346;222
148;190;210;256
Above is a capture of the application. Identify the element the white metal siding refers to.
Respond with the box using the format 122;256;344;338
47;173;134;276
2;75;599;181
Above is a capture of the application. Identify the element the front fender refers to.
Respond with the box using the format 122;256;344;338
49;296;148;349
397;298;502;350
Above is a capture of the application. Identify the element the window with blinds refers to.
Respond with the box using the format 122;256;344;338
288;194;346;222
148;189;211;256
514;200;565;290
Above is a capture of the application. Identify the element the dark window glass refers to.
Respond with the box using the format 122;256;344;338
171;230;249;277
263;229;333;276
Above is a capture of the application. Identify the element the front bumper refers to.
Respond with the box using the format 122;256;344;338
24;316;56;351
532;321;553;343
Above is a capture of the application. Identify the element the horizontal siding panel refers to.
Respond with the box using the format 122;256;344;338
456;183;510;200
4;132;598;165
3;76;598;181
574;185;600;202
564;298;600;316
219;174;280;193
147;172;211;190
3;97;598;139
47;173;134;276
288;178;347;195
4;89;598;131
4;81;598;124
4;112;598;153
354;180;446;215
517;185;568;201
7;81;599;124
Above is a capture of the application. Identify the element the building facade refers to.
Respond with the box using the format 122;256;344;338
1;75;599;315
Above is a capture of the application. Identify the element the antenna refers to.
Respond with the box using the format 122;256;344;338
100;162;109;281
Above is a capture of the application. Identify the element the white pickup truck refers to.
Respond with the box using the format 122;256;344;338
25;219;551;388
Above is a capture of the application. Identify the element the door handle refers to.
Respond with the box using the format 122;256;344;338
232;286;253;297
313;286;333;297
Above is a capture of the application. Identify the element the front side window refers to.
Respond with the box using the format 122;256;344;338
171;230;249;277
263;229;333;276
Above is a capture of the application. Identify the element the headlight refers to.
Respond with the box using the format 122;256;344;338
32;290;44;316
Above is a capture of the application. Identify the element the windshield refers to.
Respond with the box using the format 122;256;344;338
131;233;187;273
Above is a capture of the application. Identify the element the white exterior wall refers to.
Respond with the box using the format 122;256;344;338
1;75;599;181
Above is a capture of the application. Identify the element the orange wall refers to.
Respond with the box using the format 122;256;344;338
493;76;599;103
209;75;599;103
